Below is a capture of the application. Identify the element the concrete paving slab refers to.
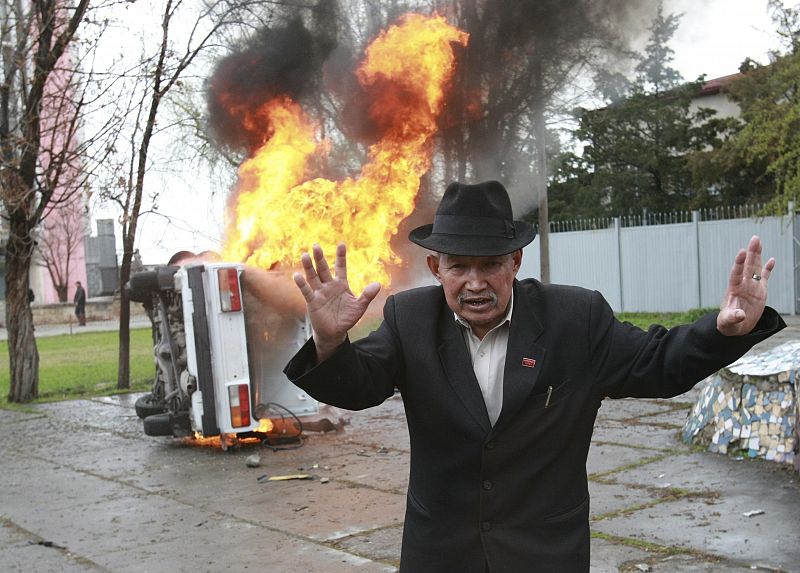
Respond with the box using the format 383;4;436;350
589;537;652;572
596;399;677;422
587;442;665;476
637;553;776;572
593;419;690;451
0;520;105;573
199;478;405;542
154;441;366;506
640;407;691;428
592;438;800;571
592;487;800;571
98;517;397;573
10;491;218;553
326;449;410;493
13;430;164;477
588;481;658;519
343;394;410;452
4;428;220;499
611;450;799;495
0;408;47;425
35;399;144;437
91;394;141;408
0;451;133;514
333;523;403;566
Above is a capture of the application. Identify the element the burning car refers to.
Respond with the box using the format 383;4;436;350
128;261;320;450
124;15;467;449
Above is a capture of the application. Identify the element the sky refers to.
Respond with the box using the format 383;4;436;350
117;0;798;265
669;0;793;80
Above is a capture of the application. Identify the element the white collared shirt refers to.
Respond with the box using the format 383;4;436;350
454;294;513;426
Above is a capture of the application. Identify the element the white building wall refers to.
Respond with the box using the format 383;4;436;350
691;92;741;119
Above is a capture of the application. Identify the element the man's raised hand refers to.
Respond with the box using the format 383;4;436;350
717;235;775;337
293;243;381;362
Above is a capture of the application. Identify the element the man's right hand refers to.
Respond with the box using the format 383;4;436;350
293;243;381;363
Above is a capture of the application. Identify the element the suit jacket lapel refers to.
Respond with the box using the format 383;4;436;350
437;302;493;434
493;281;546;433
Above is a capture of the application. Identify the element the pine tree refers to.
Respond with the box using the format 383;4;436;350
560;2;729;217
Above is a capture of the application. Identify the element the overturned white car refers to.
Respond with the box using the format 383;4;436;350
127;262;320;449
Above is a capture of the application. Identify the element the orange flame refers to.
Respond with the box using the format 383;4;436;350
256;418;274;433
222;14;468;292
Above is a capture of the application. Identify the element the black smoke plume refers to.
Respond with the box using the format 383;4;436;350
207;17;336;154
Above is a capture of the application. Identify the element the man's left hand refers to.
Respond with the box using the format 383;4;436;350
717;235;775;336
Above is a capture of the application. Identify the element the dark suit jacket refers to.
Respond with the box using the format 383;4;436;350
285;279;784;573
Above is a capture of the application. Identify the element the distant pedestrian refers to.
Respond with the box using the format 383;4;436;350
28;288;36;331
73;281;86;326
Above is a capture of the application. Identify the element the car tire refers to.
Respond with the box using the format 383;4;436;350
135;393;166;419
127;266;180;303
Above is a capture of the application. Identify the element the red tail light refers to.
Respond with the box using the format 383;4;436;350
218;267;242;312
228;384;251;427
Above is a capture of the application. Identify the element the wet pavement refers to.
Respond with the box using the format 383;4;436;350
0;317;152;341
1;318;799;572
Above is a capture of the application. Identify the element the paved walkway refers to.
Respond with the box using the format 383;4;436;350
0;317;152;341
0;316;798;572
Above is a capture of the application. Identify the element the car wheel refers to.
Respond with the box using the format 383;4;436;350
135;393;166;419
127;266;180;303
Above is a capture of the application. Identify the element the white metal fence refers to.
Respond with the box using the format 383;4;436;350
519;207;798;315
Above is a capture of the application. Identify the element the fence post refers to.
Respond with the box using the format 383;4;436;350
790;201;797;315
615;217;623;312
693;210;702;309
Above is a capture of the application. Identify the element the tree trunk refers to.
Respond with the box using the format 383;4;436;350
5;223;39;402
116;247;133;389
57;284;68;302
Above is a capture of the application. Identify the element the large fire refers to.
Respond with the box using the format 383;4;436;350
221;14;468;292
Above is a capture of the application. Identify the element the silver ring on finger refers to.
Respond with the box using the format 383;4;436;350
752;273;761;281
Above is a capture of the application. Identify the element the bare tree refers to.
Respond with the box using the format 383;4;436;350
0;0;119;402
35;195;87;302
768;0;800;54
101;0;292;389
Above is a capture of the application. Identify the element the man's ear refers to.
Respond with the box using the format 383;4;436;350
512;249;523;274
426;253;441;282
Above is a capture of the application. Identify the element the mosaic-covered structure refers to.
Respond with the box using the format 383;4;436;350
683;341;799;470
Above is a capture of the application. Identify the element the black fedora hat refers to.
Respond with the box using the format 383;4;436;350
409;181;536;256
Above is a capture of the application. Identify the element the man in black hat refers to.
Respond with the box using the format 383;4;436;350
285;180;784;573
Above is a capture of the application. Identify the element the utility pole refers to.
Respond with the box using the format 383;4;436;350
532;55;550;283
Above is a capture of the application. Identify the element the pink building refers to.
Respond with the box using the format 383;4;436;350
28;16;88;305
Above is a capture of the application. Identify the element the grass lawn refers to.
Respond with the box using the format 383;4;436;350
0;327;155;406
617;308;718;330
351;309;716;339
0;308;717;406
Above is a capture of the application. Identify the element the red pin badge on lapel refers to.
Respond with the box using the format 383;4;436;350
521;357;536;368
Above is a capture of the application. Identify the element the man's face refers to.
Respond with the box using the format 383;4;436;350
427;250;522;339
